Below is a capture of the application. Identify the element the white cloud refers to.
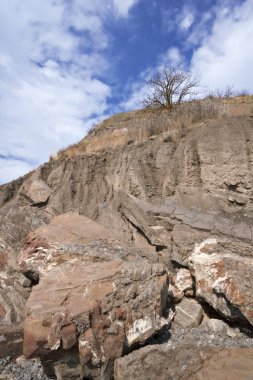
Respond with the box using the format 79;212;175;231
0;159;34;184
113;0;138;17
162;5;195;34
0;0;139;184
179;10;195;31
120;81;149;111
161;47;184;68
116;0;253;117
190;0;253;93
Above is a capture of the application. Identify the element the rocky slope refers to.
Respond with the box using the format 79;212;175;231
0;97;253;379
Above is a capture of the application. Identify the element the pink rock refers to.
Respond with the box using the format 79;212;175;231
189;238;253;326
23;259;168;378
18;212;118;278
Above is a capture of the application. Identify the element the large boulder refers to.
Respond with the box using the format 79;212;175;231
114;344;253;380
23;259;168;378
18;176;52;206
18;212;119;280
189;238;253;326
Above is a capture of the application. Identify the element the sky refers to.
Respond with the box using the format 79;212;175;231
0;0;253;184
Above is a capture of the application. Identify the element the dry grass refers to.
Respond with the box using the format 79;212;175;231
54;96;253;160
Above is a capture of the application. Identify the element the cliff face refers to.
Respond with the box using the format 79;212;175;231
0;99;253;379
1;114;253;247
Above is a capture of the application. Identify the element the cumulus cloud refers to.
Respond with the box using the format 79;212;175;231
0;0;138;184
190;0;253;93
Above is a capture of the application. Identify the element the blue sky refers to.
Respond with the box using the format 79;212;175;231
0;0;253;184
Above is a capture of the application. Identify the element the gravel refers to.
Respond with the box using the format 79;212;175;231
0;357;53;379
168;324;253;348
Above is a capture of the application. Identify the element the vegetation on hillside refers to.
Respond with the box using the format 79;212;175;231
53;67;252;160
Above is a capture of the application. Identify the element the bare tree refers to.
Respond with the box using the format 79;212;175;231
224;84;234;98
142;67;199;111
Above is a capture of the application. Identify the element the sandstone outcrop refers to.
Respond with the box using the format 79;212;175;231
24;259;168;378
18;212;118;280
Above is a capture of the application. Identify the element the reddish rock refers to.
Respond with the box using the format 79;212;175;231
61;324;77;350
189;238;253;326
19;212;118;278
23;259;168;378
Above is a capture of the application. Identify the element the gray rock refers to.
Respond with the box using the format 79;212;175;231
174;297;203;328
114;344;253;380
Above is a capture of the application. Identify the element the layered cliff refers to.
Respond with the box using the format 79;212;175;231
0;96;253;379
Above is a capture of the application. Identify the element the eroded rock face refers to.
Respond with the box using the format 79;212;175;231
1;116;253;251
1;113;253;377
24;259;168;378
114;344;253;380
189;238;253;326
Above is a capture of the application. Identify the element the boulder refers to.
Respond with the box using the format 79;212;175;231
19;178;51;205
189;238;253;326
174;297;203;328
18;212;118;279
114;344;253;380
23;259;168;378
